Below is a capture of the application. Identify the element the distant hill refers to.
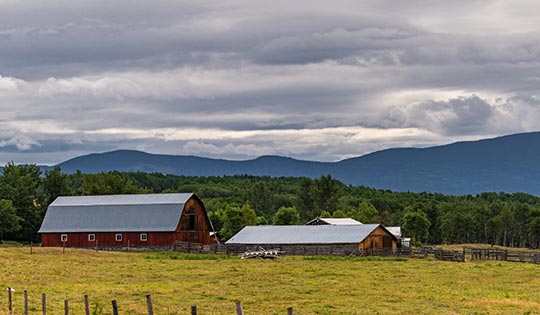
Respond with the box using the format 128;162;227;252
42;131;540;195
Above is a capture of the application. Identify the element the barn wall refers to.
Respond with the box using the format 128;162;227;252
358;226;397;251
175;197;212;245
41;232;175;247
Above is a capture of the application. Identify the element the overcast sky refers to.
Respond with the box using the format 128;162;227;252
1;0;540;165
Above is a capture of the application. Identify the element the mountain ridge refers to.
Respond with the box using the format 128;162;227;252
7;131;540;196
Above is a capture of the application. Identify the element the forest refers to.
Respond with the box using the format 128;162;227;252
1;162;540;247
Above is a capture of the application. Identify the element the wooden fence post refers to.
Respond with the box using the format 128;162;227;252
191;305;197;315
64;300;69;315
287;307;293;315
8;287;13;315
84;295;90;315
146;294;153;315
235;301;244;315
42;293;47;315
24;290;28;315
111;300;119;315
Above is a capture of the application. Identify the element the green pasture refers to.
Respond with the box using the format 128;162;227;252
1;248;539;314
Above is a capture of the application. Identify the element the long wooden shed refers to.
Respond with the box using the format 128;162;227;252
38;193;214;247
225;224;398;252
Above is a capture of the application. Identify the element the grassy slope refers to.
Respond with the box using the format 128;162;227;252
1;248;540;315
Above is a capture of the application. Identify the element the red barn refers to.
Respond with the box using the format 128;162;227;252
38;193;214;247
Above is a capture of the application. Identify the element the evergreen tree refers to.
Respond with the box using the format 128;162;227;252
312;175;340;214
247;182;274;218
296;178;315;220
43;166;72;205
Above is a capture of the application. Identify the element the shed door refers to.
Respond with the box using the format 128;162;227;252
383;236;393;248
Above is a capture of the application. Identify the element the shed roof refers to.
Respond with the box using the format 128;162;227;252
386;226;402;238
38;193;194;233
225;224;395;245
305;217;362;225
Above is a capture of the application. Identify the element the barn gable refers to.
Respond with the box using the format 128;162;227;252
305;218;362;225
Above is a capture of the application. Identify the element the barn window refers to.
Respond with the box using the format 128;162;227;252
116;234;122;241
88;234;95;241
140;233;147;241
61;234;68;242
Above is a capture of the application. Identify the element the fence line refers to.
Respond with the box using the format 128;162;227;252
466;247;540;264
43;241;540;264
2;290;294;315
172;242;466;262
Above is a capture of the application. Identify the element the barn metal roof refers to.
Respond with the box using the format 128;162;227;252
225;224;393;245
38;193;194;233
305;218;363;225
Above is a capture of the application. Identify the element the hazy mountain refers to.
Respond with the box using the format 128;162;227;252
38;132;540;195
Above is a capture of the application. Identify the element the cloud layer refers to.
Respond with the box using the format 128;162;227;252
1;0;540;164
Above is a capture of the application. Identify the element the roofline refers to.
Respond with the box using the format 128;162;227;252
226;242;364;245
50;192;194;206
39;229;175;234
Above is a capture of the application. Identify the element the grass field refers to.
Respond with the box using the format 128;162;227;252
1;248;540;315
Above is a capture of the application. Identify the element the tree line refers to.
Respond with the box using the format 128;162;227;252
2;164;540;247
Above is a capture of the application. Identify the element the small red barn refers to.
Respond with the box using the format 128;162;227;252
38;193;214;247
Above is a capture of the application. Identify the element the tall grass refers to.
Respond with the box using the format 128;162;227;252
0;247;539;314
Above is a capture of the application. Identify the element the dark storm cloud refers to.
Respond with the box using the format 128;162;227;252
1;0;540;163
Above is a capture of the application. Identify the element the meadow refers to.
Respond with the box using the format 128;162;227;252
1;248;540;315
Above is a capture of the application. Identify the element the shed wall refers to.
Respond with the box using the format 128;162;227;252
359;226;397;251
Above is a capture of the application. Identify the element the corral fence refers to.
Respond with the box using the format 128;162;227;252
173;242;466;262
465;247;540;264
172;242;540;264
2;289;294;315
